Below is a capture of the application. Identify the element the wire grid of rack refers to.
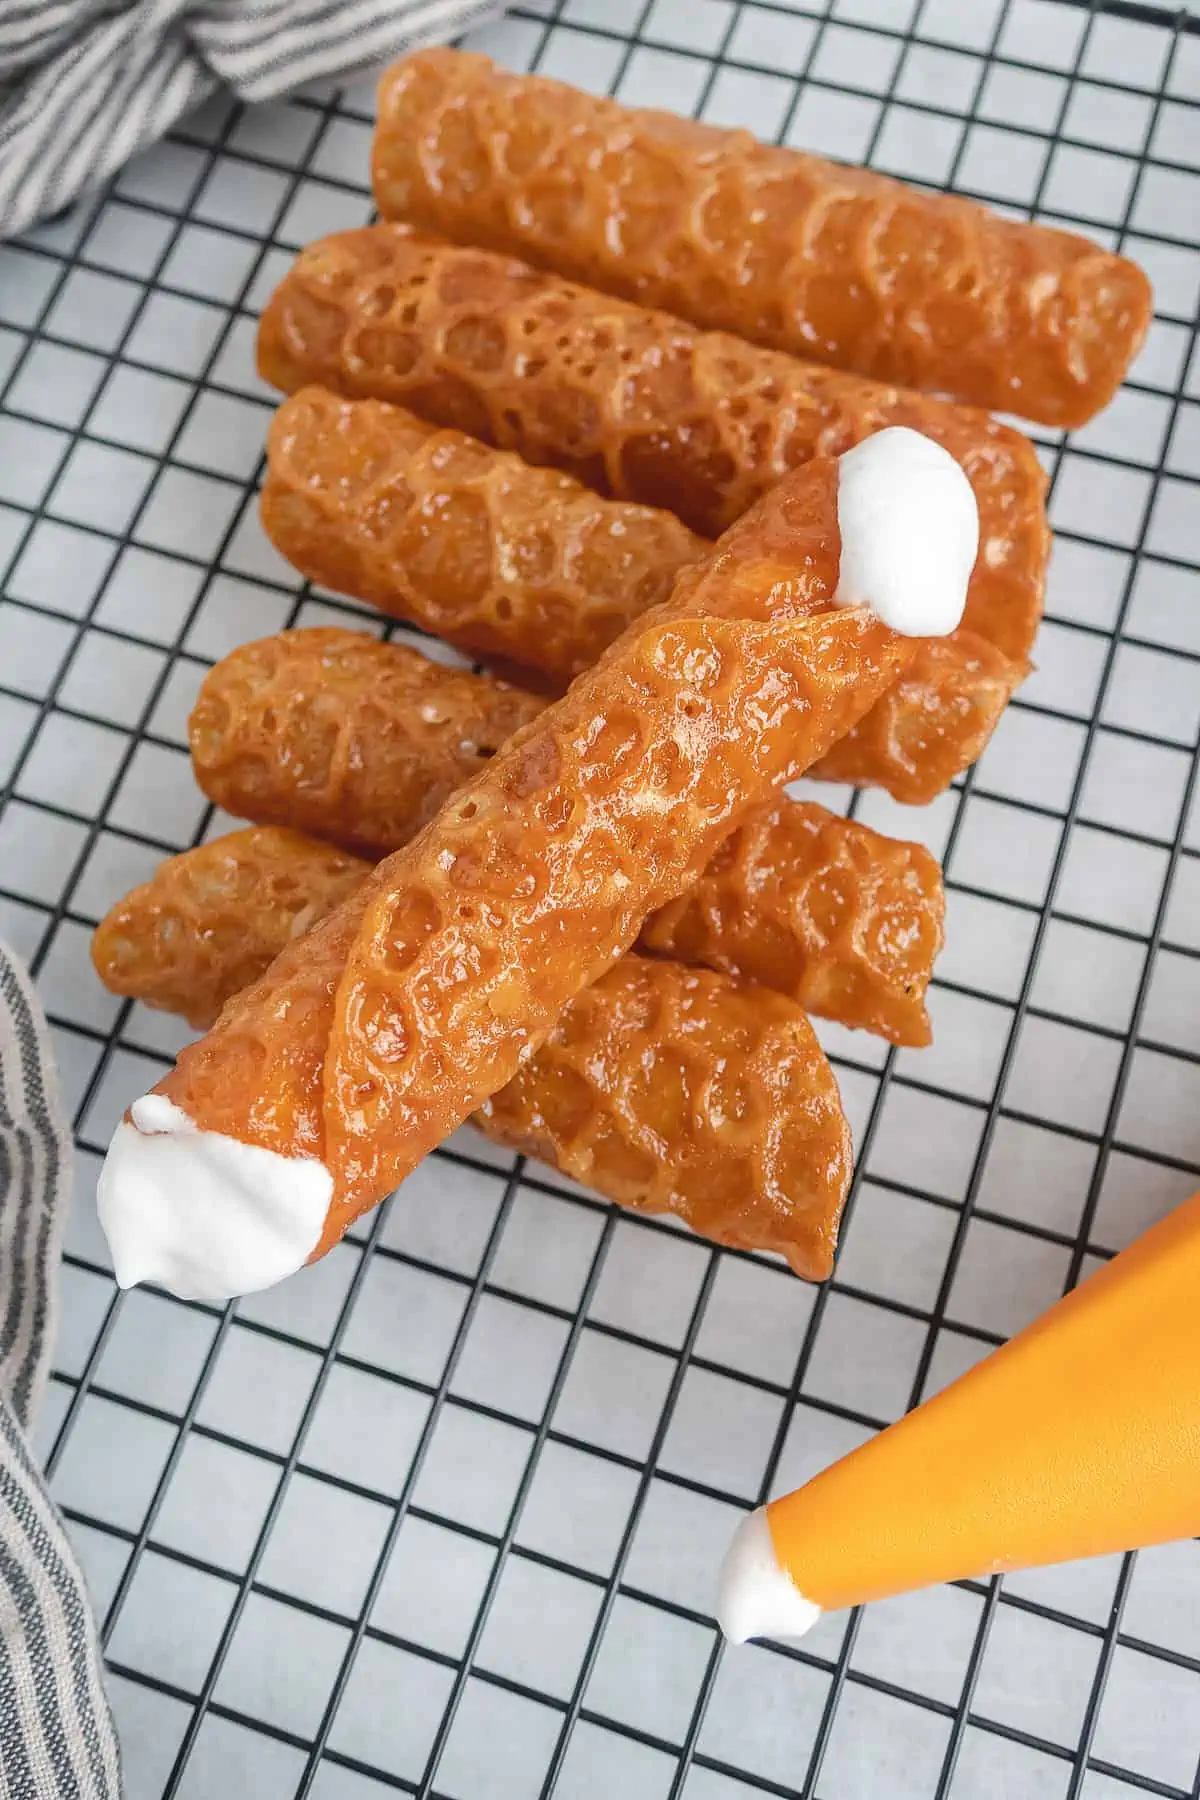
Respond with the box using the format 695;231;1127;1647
1;0;1199;1794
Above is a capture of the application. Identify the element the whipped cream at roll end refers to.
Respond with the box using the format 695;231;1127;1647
835;426;979;639
97;1093;333;1302
717;1506;822;1644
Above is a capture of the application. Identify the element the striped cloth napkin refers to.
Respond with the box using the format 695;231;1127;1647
0;939;121;1797
0;0;499;241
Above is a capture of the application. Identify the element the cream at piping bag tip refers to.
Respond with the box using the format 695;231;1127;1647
717;1508;821;1644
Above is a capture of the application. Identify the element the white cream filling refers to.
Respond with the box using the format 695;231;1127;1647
717;1506;822;1644
834;426;979;638
97;1094;333;1302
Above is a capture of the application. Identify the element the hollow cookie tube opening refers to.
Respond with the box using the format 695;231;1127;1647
96;431;976;1301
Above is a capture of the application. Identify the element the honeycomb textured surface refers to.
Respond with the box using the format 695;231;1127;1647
184;634;943;1039
642;797;944;1047
91;829;367;1030
256;224;1049;660
373;48;1152;429
184;633;945;1040
263;390;1024;799
812;629;1027;804
479;955;851;1281
93;833;850;1276
325;459;902;1210
157;459;908;1230
149;865;372;1226
189;627;545;860
261;387;706;687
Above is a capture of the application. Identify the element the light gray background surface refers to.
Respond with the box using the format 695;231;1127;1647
2;1;1199;1795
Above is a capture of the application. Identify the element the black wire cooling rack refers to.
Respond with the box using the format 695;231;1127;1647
2;0;1200;1794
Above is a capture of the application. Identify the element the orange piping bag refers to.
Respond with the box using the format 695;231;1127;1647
718;1191;1200;1640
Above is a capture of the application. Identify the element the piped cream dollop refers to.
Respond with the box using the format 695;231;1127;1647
834;426;979;638
97;1094;333;1301
717;1507;822;1644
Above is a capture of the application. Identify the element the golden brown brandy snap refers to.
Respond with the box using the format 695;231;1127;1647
98;432;985;1302
92;829;368;1033
260;383;705;684
373;47;1151;428
93;829;852;1281
256;225;1048;661
260;389;708;687
479;955;852;1281
189;627;545;860
261;393;1027;804
185;631;945;1046
119;454;910;1258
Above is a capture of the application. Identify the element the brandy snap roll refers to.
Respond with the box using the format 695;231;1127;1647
261;387;706;687
190;631;944;1044
256;225;1048;660
642;797;943;1049
813;631;1026;803
189;627;545;859
93;829;369;1032
97;431;976;1301
261;389;1025;802
479;957;851;1278
93;830;851;1279
373;48;1152;429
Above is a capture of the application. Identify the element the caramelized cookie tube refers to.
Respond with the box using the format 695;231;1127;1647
479;957;851;1280
373;47;1152;429
188;637;945;1044
93;829;370;1032
813;632;1026;803
641;798;943;1048
97;432;975;1299
100;798;944;1049
92;836;851;1282
188;628;546;860
260;390;1026;801
256;225;1047;659
261;388;707;688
